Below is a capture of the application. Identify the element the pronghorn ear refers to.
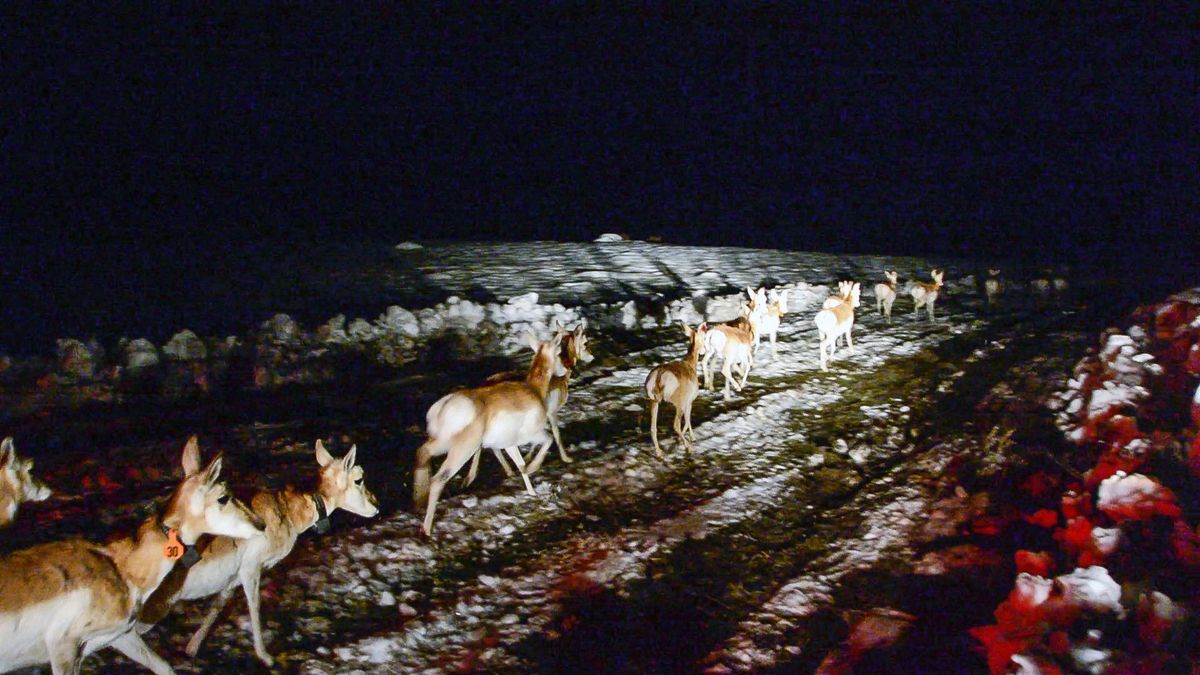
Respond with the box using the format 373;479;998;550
746;286;756;299
0;438;11;470
181;436;202;477
315;439;335;467
698;321;708;332
575;318;587;335
551;318;563;333
202;454;224;487
342;445;358;471
525;330;540;351
681;321;692;336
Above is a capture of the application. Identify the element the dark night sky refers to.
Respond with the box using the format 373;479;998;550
3;6;1197;282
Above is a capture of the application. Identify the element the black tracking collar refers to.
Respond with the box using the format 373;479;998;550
312;494;331;535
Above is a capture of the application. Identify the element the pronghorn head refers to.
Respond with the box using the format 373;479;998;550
848;282;862;308
885;270;899;285
526;330;568;379
770;289;789;314
314;439;379;519
165;436;265;546
0;437;52;503
987;268;1000;277
565;319;594;366
682;321;708;356
931;269;944;287
838;280;855;299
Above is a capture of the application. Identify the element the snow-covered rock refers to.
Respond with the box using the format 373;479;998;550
594;232;626;242
1054;566;1124;617
122;338;160;370
163;329;207;361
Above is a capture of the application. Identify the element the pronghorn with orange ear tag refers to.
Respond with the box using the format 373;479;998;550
137;439;378;668
0;436;264;675
414;331;565;536
646;322;707;457
815;281;861;372
909;269;944;322
0;437;52;528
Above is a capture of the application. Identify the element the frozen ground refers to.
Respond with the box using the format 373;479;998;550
0;240;1103;673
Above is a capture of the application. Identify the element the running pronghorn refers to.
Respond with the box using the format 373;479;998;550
645;322;707;458
815;281;861;372
874;271;899;323
909;269;945;322
984;268;1002;306
0;436;264;675
701;308;756;401
138;439;378;668
484;320;595;475
413;331;566;536
0;437;52;527
747;287;788;358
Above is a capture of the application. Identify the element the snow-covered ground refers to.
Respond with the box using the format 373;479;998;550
0;241;1089;673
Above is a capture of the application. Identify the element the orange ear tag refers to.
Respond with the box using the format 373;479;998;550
163;529;184;560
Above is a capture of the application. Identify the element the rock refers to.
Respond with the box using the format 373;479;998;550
594;233;626;242
123;338;160;370
317;314;348;343
263;313;300;344
163;330;207;361
395;241;423;250
347;318;375;341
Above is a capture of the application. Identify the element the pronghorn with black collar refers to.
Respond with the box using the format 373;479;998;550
0;436;264;675
909;269;944;322
137;439;378;668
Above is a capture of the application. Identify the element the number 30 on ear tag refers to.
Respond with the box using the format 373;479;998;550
163;529;184;560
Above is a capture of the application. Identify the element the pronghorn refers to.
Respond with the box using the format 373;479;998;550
984;268;1002;306
815;281;861;371
873;271;899;323
747;287;788;358
481;320;595;476
701;309;756;401
137;440;378;668
909;269;944;322
645;322;707;458
413;331;566;536
0;437;52;528
0;436;264;675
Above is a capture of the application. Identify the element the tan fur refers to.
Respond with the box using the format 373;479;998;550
909;269;944;322
873;271;899;323
413;332;565;536
815;282;861;371
0;437;51;528
645;322;707;458
0;437;264;675
701;320;754;400
139;440;378;667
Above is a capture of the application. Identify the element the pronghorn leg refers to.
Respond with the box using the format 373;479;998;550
548;410;572;464
928;300;936;322
683;398;696;440
422;443;478;536
847;326;855;355
504;445;537;495
649;399;663;457
491;447;515;476
737;357;751;390
721;359;735;400
187;586;236;657
701;352;715;390
818;334;828;371
464;448;483;487
239;567;274;667
48;638;85;675
110;633;174;675
671;406;690;452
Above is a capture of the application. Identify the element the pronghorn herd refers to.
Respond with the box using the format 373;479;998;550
0;265;1037;673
